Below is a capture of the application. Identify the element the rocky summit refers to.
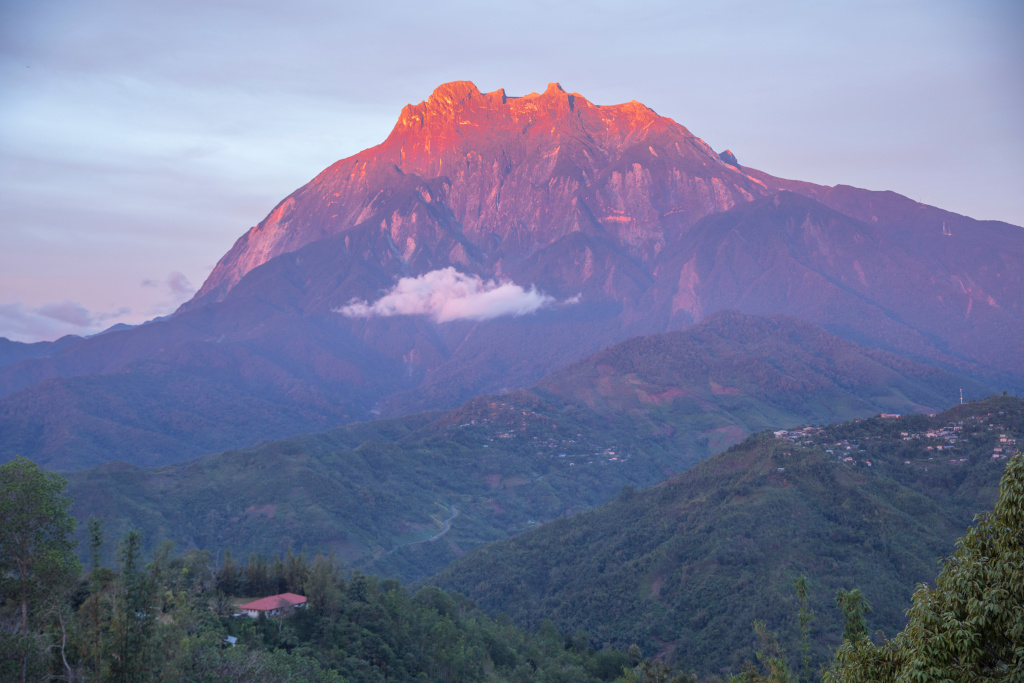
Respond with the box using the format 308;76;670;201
186;81;780;308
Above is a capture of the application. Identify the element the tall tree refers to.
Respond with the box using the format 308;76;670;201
217;547;237;595
794;575;814;683
0;456;80;682
109;530;155;683
80;515;111;681
834;589;870;645
87;516;104;576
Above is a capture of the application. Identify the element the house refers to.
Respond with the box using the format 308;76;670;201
237;593;307;618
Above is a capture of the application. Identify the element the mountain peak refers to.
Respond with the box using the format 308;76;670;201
427;80;484;107
388;80;666;143
719;149;739;167
185;82;789;308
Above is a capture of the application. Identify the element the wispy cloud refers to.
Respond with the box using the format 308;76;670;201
36;301;96;327
167;271;195;295
142;271;195;296
0;301;132;342
337;267;570;323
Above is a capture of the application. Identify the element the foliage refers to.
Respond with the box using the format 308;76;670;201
58;316;996;585
109;530;156;682
0;456;80;681
794;576;814;683
3;397;1021;680
430;398;1022;677
825;452;1024;682
2;518;653;681
733;620;793;683
833;589;870;645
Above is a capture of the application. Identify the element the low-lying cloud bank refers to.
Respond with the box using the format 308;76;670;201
337;267;572;323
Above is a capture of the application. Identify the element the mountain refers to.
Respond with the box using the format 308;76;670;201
648;191;1024;374
63;312;992;582
534;310;988;424
3;81;1022;469
429;396;1024;677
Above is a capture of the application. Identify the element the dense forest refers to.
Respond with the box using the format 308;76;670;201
2;398;1022;681
2;456;639;682
3;450;1021;682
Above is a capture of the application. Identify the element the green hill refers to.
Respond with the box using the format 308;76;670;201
64;312;993;583
429;396;1023;677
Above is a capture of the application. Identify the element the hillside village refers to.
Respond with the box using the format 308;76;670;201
450;398;632;467
774;403;1021;474
447;394;1024;485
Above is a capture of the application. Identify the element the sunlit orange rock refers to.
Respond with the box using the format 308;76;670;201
189;80;790;308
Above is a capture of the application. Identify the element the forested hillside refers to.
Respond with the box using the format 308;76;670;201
430;396;1023;677
63;313;991;584
4;419;1022;681
1;457;639;681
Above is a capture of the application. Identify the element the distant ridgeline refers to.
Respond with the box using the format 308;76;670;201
429;395;1023;678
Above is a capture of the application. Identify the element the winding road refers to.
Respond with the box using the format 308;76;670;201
385;505;459;555
427;505;459;542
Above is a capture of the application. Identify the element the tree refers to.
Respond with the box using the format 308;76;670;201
217;547;238;595
0;456;80;682
109;530;156;683
87;516;104;575
834;589;870;645
747;620;793;683
825;452;1024;681
306;553;340;619
82;515;111;681
794;575;815;683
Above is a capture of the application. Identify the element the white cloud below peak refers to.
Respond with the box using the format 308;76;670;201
336;267;569;323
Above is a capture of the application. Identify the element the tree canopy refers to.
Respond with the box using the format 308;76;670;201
0;456;80;681
826;453;1024;681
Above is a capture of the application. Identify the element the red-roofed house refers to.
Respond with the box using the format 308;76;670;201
238;593;307;618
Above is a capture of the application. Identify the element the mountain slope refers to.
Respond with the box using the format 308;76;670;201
0;335;82;368
429;397;1023;676
536;310;985;424
62;313;993;582
650;191;1024;372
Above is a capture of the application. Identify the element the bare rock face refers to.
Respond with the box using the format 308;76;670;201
718;149;739;167
187;81;787;309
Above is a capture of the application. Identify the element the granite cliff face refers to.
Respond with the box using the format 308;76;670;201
2;81;1023;469
186;81;786;310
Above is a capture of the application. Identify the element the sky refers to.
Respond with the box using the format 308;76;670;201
1;0;1021;342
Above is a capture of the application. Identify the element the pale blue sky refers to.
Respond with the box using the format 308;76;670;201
1;0;1021;341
